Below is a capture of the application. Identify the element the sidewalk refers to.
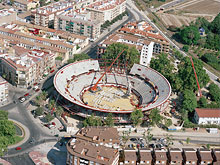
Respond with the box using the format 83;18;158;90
118;126;220;144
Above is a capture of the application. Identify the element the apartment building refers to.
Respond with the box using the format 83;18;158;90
75;127;120;147
71;0;94;9
0;46;55;88
197;148;213;165
97;32;154;66
85;0;126;23
0;9;17;25
66;127;120;165
168;148;183;165
182;148;198;165
0;76;8;105
194;108;220;125
31;1;74;28
212;149;220;164
153;149;168;165
119;21;170;54
14;0;39;11
55;8;101;39
0;21;89;60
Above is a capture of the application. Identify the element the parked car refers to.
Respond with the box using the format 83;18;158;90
149;144;155;149
140;143;145;148
27;86;32;90
128;144;133;148
130;138;138;142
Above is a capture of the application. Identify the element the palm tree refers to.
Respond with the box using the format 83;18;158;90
40;91;48;106
165;134;174;148
121;131;130;149
49;99;56;110
55;106;63;117
35;95;43;107
143;130;153;147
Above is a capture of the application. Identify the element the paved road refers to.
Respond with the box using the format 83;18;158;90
128;0;220;88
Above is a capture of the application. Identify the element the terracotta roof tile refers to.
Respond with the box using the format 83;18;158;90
195;108;220;118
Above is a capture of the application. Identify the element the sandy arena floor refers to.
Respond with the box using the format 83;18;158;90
82;86;139;111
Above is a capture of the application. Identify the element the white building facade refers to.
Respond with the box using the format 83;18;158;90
194;108;220;125
0;76;9;105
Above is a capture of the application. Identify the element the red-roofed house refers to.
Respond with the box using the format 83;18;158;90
194;108;220;125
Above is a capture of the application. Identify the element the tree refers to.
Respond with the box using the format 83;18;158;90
0;111;8;120
150;53;174;80
55;106;63;117
149;108;162;126
68;53;90;63
105;113;114;127
206;144;210;149
103;43;139;69
45;113;54;122
49;99;56;111
164;118;172;128
186;137;190;144
165;134;173;148
35;107;44;116
35;95;44;107
198;97;207;108
83;114;103;127
182;45;189;52
208;83;220;103
179;25;200;45
182;89;197;112
130;109;143;126
210;13;220;35
0;136;9;156
0;120;16;137
178;57;209;91
142;130;153;147
121;131;130;148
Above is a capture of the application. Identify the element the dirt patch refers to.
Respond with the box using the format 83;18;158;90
157;13;196;27
156;0;220;27
180;0;220;15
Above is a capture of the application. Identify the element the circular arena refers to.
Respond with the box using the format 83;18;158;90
54;59;171;116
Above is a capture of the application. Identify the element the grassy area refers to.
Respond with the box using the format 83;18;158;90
8;136;24;146
142;0;173;8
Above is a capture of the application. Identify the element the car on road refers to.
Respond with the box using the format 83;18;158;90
27;86;32;90
35;88;40;92
15;147;22;150
19;97;25;103
24;93;29;97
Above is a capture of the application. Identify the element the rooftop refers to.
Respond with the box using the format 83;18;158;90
57;8;101;26
86;0;125;11
195;108;220;118
155;149;167;160
0;8;16;18
101;32;152;51
67;138;118;164
0;46;53;70
119;21;168;43
76;127;120;143
0;76;7;84
32;1;73;15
